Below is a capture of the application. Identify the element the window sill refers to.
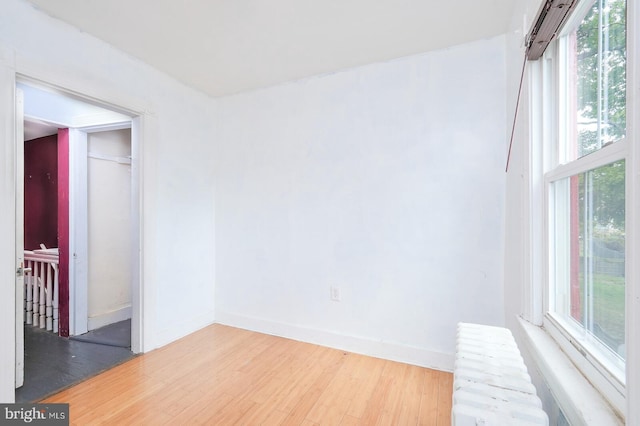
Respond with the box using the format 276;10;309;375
517;317;624;425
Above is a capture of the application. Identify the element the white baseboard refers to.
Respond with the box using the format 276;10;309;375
88;305;132;331
215;311;454;372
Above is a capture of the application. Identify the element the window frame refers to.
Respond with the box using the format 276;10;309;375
538;0;630;416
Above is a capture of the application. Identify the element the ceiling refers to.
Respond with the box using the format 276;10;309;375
24;119;57;141
21;82;131;140
26;0;514;97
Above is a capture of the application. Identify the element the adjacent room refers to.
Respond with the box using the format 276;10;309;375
16;85;137;402
0;0;637;424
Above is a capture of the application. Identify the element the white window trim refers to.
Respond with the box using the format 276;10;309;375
545;138;627;183
523;0;640;423
542;314;625;410
526;47;625;423
625;0;640;421
518;317;624;425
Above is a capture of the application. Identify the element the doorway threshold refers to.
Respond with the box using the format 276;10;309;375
16;323;135;403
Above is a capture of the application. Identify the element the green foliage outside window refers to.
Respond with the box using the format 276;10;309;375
576;0;626;154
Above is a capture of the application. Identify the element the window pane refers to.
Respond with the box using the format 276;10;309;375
565;0;626;160
552;160;625;359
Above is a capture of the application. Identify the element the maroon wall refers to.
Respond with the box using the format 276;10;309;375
24;134;58;250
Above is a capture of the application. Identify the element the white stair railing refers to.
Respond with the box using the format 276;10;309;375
24;248;59;333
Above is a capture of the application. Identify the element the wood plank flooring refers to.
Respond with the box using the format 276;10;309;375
42;324;452;425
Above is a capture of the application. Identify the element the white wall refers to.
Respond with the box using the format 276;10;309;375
215;36;508;370
0;0;216;402
87;129;132;330
0;0;519;405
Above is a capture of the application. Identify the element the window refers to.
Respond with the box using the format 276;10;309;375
545;0;627;410
562;0;626;161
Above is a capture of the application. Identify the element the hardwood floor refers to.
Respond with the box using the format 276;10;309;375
42;324;452;425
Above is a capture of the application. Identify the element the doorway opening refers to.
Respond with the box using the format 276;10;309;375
15;80;143;402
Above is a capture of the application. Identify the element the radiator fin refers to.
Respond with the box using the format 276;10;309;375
453;322;549;425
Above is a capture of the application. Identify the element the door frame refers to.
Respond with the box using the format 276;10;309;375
14;87;24;389
16;79;144;352
68;123;134;337
1;52;155;400
1;62;20;403
9;74;148;400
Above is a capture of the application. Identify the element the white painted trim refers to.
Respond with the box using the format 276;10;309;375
625;0;640;423
79;121;131;134
21;114;130;134
0;61;17;403
14;87;24;389
68;129;88;337
544;138;627;183
543;314;625;409
87;151;131;165
132;114;151;354
70;126;135;337
518;317;623;425
71;112;130;129
88;305;131;331
528;57;546;326
215;311;454;372
15;71;149;120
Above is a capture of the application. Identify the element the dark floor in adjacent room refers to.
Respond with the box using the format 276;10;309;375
16;320;135;403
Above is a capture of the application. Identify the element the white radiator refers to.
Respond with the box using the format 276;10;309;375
453;322;549;426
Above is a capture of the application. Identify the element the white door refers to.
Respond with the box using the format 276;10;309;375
15;87;24;388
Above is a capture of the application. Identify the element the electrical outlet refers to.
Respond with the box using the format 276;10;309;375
330;286;341;302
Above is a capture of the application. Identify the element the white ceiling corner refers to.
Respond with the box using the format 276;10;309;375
26;0;514;97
